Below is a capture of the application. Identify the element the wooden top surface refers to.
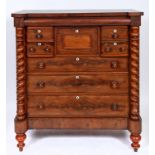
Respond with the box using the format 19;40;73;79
12;9;144;17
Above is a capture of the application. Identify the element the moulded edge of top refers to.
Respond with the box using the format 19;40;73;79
11;10;144;18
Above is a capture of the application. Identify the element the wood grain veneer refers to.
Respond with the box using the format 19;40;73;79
12;10;143;152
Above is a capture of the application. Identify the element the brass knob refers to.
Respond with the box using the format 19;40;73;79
111;103;119;111
44;47;51;52
76;96;80;100
37;62;45;69
112;33;118;39
119;47;126;52
37;81;45;88
38;103;44;110
28;47;35;53
36;33;43;39
105;47;112;52
111;61;118;69
76;57;80;61
111;81;119;89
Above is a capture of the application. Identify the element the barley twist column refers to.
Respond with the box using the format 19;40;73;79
129;26;141;152
16;27;27;151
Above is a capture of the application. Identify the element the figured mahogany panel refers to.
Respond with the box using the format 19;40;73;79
27;42;54;57
27;73;128;94
101;42;128;57
28;117;128;129
101;26;129;41
55;27;99;55
27;57;128;73
27;27;54;42
27;95;129;117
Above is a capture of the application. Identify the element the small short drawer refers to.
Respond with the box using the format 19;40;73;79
27;27;54;42
55;27;99;56
27;73;128;94
27;57;128;72
101;26;128;41
101;42;128;57
27;95;129;117
27;43;54;57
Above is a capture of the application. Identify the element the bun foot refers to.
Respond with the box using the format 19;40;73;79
130;134;141;152
16;133;26;151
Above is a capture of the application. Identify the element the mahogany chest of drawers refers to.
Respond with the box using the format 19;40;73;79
12;10;143;152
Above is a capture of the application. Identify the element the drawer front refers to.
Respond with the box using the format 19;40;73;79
101;42;128;57
27;43;54;57
27;27;54;42
101;26;128;41
28;95;129;117
27;73;128;94
55;27;99;55
27;57;128;72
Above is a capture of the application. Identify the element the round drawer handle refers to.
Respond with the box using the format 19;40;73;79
119;47;126;52
111;103;119;111
76;96;80;100
36;33;43;39
28;47;35;53
111;81;119;89
44;47;51;52
37;62;46;69
75;29;80;33
112;33;118;39
76;57;80;61
105;47;112;52
38;103;45;110
37;81;45;88
75;75;80;79
111;61;118;69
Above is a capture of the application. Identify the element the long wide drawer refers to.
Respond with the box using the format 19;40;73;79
28;95;129;117
27;73;128;94
27;57;128;73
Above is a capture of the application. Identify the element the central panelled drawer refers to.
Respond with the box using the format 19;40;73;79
55;27;99;55
27;95;129;117
28;57;128;72
27;73;128;94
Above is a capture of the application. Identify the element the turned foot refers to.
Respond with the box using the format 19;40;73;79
130;134;141;152
16;133;26;151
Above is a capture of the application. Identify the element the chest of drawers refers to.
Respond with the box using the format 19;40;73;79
12;10;143;152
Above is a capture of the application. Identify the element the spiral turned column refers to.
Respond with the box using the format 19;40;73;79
16;27;26;121
129;26;141;152
16;27;27;151
130;26;140;120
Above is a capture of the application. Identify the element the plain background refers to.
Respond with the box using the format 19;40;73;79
6;0;149;155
